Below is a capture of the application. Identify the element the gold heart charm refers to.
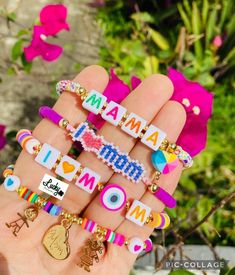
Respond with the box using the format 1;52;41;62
42;221;71;260
62;161;75;174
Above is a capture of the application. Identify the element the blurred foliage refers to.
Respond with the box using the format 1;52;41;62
97;0;235;247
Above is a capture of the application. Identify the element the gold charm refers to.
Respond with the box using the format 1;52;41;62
5;206;38;236
42;219;72;260
78;238;105;272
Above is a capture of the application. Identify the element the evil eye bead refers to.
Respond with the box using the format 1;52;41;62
100;184;126;211
151;150;179;174
3;175;21;191
127;237;144;254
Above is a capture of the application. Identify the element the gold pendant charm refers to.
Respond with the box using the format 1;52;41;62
5;206;38;236
42;219;72;260
78;238;105;272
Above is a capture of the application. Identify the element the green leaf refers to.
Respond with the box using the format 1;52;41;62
227;267;235;275
21;53;32;73
131;12;154;23
192;1;203;60
177;3;191;32
7;12;16;22
206;6;218;48
6;130;17;140
197;72;215;88
168;270;195;275
219;0;233;30
143;55;159;77
183;0;192;17
202;0;209;27
11;40;23;61
7;67;16;76
224;47;235;64
148;27;170;50
17;29;29;37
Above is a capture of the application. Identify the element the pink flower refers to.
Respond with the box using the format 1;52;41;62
87;69;132;129
24;26;63;62
40;4;70;36
212;35;223;48
0;124;6;150
168;68;213;157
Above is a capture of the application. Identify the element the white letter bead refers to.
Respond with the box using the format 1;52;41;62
55;155;81;181
38;173;69;200
126;199;151;226
82;90;107;115
75;167;100;193
121;112;147;138
101;101;127;126
35;143;60;170
141;124;166;151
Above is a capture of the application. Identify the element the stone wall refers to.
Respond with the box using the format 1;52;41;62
0;0;100;167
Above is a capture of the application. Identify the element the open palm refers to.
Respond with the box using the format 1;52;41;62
0;65;186;275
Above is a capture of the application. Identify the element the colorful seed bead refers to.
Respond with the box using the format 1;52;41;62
113;232;125;246
161;212;170;229
56;80;80;95
83;219;97;233
43;201;53;213
175;146;193;168
49;205;62;216
16;130;34;149
81;218;88;230
105;229;116;243
3;165;14;178
16;130;31;143
18;187;39;203
16;129;31;140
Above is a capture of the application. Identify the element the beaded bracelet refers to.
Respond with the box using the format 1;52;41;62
2;167;153;257
38;107;177;208
39;106;146;183
16;129;106;196
56;80;193;169
4;162;170;230
17;129;176;209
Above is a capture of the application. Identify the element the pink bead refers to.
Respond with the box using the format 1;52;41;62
113;233;125;246
105;229;112;241
144;238;152;252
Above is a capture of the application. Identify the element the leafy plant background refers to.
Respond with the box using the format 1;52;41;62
0;0;234;274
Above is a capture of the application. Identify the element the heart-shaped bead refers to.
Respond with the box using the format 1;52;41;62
127;237;144;254
151;150;179;174
62;161;75;174
3;175;21;191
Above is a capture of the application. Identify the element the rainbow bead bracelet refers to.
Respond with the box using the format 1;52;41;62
2;166;153;255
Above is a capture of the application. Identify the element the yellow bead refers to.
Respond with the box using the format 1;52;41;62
148;184;158;193
59;119;69;129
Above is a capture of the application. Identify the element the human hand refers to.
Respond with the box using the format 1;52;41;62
0;65;186;275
